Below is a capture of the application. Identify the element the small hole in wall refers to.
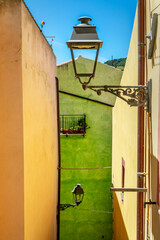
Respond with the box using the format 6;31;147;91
102;236;104;238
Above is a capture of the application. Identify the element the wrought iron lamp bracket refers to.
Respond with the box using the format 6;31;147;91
60;204;76;211
60;201;82;211
83;79;151;113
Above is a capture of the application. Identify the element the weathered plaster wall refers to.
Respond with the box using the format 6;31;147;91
22;3;58;240
59;93;113;240
112;10;138;240
0;1;24;239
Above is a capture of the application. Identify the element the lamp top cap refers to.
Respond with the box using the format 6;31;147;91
72;184;84;194
77;16;92;26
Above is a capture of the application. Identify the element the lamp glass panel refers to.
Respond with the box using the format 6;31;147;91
73;45;96;49
74;194;83;204
72;49;98;77
71;43;98;50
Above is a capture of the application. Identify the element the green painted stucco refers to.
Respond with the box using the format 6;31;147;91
57;56;123;106
59;93;113;240
57;57;122;240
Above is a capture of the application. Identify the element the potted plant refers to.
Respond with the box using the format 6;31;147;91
62;129;66;134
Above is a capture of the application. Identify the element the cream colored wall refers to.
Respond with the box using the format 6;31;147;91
0;1;24;239
145;1;160;239
22;3;58;240
146;0;160;157
112;10;138;240
113;1;160;239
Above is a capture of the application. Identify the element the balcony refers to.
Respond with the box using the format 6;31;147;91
60;114;87;136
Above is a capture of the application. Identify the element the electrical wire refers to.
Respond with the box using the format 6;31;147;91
147;114;152;239
58;167;112;170
144;10;151;237
145;36;152;239
151;3;160;13
74;208;112;214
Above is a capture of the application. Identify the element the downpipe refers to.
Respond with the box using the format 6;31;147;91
137;0;145;240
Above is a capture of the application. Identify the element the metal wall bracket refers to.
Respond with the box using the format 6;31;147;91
84;79;151;113
110;187;147;192
137;172;148;178
60;204;76;211
144;200;156;208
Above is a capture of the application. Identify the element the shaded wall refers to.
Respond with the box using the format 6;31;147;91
146;1;160;239
59;93;113;240
0;1;24;239
112;193;129;240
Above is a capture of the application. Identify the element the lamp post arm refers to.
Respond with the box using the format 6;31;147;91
92;45;100;77
70;48;77;76
60;204;76;211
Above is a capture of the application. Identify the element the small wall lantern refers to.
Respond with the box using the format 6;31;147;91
72;184;84;205
60;184;84;211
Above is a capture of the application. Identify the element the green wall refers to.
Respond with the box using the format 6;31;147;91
57;56;123;106
59;93;113;240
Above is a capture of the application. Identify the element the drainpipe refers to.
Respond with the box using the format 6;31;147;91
137;0;145;240
56;77;61;240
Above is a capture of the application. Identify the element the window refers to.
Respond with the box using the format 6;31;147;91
121;158;125;202
157;161;160;206
122;158;125;189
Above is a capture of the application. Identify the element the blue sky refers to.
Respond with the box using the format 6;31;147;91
24;0;137;64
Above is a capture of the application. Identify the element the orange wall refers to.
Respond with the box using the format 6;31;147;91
0;1;58;239
22;3;58;240
0;1;24;239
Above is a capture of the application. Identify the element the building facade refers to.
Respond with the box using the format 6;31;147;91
0;1;59;239
112;1;160;239
57;56;122;240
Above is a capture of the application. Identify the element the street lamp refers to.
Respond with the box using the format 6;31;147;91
66;16;103;85
60;184;84;211
67;17;151;113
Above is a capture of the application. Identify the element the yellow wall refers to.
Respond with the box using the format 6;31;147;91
0;1;24;239
22;3;58;240
0;1;58;239
112;10;138;240
113;1;160;239
146;1;160;239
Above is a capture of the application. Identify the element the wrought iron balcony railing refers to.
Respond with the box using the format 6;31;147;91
60;114;87;136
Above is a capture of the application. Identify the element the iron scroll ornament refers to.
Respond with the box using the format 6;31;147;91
60;204;76;211
82;79;151;112
60;200;82;211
